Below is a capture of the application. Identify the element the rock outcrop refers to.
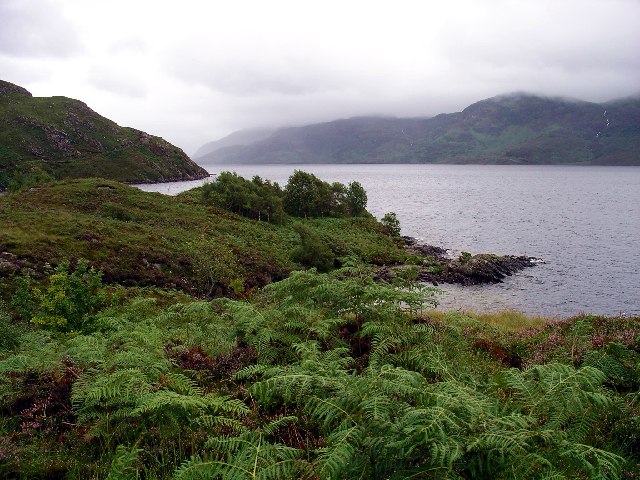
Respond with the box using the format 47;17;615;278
375;237;540;286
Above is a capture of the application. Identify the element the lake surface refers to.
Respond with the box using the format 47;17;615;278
136;164;640;318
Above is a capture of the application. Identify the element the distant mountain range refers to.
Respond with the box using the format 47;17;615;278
0;80;208;188
196;93;640;166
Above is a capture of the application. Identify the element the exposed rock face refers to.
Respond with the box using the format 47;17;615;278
0;80;32;97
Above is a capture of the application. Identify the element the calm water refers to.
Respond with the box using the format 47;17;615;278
136;164;640;318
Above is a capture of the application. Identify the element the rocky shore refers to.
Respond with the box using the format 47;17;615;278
375;237;541;286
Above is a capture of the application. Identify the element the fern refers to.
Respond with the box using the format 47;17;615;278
106;444;142;480
174;431;312;480
498;363;611;438
317;426;364;479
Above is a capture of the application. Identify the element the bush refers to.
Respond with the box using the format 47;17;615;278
381;212;401;237
26;260;105;333
291;223;335;272
185;236;243;296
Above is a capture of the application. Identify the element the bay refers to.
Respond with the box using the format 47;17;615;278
136;164;640;318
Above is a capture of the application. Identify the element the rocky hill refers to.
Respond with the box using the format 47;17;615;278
0;80;209;188
198;93;640;166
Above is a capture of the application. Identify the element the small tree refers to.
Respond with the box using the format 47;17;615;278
283;170;322;218
346;181;368;216
291;223;335;272
381;212;401;237
186;236;243;296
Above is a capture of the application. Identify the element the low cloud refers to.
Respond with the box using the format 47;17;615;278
2;0;639;153
87;66;147;98
0;0;81;58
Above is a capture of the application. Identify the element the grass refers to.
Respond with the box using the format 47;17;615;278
429;309;548;333
0;178;407;297
0;87;208;187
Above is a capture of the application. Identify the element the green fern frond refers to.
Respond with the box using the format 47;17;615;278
360;395;394;422
71;368;152;427
197;415;247;433
558;441;624;480
262;416;299;435
232;364;271;381
106;444;141;480
317;425;363;479
160;372;203;395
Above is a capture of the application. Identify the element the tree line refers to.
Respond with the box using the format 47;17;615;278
201;170;368;222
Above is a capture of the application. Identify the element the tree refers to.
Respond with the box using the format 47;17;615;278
381;212;401;237
283;170;324;218
185;235;243;296
202;172;284;223
284;171;369;218
346;181;367;216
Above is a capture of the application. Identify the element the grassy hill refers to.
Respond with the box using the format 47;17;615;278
0;80;208;189
198;93;640;166
0;178;405;296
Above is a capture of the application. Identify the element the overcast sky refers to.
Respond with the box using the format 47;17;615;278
1;0;639;155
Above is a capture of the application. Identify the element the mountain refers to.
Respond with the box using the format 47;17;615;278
0;80;209;188
192;127;275;159
197;93;640;166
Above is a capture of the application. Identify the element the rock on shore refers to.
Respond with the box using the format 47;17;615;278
375;237;541;286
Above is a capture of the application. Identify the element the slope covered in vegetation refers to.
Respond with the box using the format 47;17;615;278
0;176;405;297
0;80;208;190
199;93;640;166
0;171;638;479
0;266;638;479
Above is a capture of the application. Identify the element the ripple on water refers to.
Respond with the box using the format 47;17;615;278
136;164;640;317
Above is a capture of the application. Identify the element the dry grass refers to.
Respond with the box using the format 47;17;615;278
429;309;548;332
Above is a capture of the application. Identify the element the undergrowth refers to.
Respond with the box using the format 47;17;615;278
0;267;638;479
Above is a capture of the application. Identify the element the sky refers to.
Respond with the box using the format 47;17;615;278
1;0;639;155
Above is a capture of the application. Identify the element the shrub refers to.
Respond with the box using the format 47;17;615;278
290;223;335;272
380;212;401;237
185;236;243;296
27;259;105;333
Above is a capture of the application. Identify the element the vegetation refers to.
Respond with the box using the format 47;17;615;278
0;80;208;190
381;212;402;237
282;170;368;218
201;172;285;223
0;177;402;298
0;266;637;478
1;169;638;478
198;93;640;166
200;170;369;223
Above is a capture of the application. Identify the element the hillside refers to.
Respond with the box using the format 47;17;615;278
198;93;640;166
192;127;275;159
0;80;209;189
0;177;407;296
